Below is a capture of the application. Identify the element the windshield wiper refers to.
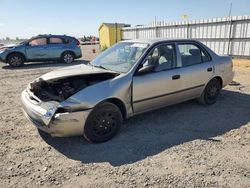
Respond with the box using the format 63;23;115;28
92;65;110;71
89;63;122;73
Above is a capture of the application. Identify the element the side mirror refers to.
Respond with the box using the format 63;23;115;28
137;64;155;75
136;56;156;75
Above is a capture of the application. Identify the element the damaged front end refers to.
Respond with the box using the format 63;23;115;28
21;70;118;136
30;73;117;102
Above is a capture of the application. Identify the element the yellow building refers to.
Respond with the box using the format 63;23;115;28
98;23;130;51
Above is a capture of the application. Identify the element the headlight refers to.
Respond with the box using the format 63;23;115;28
43;107;57;119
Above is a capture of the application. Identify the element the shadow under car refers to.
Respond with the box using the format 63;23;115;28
39;89;250;167
1;59;88;70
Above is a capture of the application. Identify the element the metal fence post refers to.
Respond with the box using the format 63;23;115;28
187;24;190;38
227;18;233;55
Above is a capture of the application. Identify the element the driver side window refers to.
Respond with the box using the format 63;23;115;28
143;44;176;72
28;38;47;46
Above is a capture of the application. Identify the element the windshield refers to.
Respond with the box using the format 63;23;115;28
90;42;149;73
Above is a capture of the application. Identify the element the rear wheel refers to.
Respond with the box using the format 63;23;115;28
7;53;24;67
198;78;222;105
61;51;74;64
83;102;122;143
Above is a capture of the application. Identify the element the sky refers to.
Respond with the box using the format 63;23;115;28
0;0;249;39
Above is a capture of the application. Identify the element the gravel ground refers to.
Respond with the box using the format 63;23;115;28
0;46;250;188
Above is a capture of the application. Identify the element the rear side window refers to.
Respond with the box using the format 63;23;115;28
64;37;74;44
29;38;47;46
49;37;63;44
178;43;211;67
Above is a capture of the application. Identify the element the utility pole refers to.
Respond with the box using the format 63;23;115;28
228;2;232;18
115;22;117;43
227;3;233;55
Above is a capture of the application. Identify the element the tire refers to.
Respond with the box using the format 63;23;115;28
198;78;222;105
61;51;75;64
83;102;123;143
7;53;24;67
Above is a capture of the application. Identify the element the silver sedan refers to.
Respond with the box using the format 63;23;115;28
21;39;234;142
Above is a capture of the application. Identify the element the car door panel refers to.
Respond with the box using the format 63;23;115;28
133;68;182;114
132;43;183;114
178;62;214;99
26;45;49;60
25;38;48;60
47;37;66;58
177;43;215;98
47;44;65;58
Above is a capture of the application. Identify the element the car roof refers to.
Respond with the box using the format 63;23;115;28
33;34;73;38
121;38;201;45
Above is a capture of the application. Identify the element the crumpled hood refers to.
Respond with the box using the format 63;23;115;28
40;64;115;81
29;64;119;103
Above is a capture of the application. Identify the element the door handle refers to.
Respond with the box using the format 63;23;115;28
207;67;213;72
172;75;180;80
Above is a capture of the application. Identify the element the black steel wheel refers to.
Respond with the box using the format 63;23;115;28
198;78;222;105
83;102;122;143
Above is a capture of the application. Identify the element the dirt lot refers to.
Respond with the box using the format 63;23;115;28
0;45;250;188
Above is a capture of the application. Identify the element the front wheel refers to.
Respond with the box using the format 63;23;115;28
61;52;75;64
198;78;222;105
7;53;24;67
83;102;122;143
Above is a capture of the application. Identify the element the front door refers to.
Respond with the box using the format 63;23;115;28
132;43;183;114
26;37;48;60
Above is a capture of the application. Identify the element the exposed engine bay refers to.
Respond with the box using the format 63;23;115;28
30;73;117;102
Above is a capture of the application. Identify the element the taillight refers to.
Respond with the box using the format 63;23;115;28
75;39;80;46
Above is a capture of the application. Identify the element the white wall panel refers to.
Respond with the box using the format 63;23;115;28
122;15;250;57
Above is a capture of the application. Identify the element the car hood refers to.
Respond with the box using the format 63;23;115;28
0;43;21;50
40;64;117;81
30;64;119;103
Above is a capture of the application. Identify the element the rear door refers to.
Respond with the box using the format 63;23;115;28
26;37;49;60
177;42;214;99
47;37;65;58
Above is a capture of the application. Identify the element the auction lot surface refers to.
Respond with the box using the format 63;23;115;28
0;46;250;188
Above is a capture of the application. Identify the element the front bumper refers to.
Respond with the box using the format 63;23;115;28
0;51;6;63
21;90;92;137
